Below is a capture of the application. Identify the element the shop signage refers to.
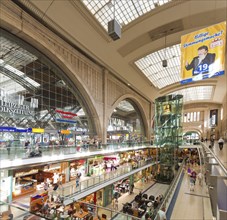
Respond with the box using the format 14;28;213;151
60;130;71;135
32;128;44;133
0;126;32;132
15;169;39;178
0;93;38;117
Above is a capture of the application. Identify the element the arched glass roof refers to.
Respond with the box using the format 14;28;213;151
169;86;214;102
135;44;181;89
81;0;172;30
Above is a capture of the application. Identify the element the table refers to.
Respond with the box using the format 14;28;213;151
60;214;69;219
73;211;89;218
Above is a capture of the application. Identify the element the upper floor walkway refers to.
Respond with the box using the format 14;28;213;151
0;142;152;170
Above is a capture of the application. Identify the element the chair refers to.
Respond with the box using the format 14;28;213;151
101;214;107;219
149;195;155;201
133;209;139;217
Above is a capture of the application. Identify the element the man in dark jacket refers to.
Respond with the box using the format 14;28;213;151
185;45;215;75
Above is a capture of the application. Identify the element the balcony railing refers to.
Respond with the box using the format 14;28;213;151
59;159;155;204
0;141;152;162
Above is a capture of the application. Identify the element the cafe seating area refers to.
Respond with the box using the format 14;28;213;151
30;193;102;220
122;191;164;219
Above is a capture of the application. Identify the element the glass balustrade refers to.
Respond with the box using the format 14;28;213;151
53;159;154;199
0;141;152;161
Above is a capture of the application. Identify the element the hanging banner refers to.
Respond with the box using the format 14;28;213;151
181;21;226;84
210;109;218;127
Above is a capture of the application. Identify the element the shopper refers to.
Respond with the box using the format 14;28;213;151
6;141;11;155
218;137;224;150
197;171;203;186
44;180;48;191
58;174;63;188
156;207;166;220
114;198;118;210
210;137;215;148
76;176;80;188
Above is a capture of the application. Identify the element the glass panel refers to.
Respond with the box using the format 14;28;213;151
135;44;181;89
169;86;213;103
81;0;172;30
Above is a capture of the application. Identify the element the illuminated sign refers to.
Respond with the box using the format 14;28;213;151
32;128;44;133
60;130;71;135
162;104;171;115
55;109;77;124
0;127;32;132
181;21;226;84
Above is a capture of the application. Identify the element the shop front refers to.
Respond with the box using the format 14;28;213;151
13;168;39;199
70;159;86;180
87;156;104;176
12;161;68;199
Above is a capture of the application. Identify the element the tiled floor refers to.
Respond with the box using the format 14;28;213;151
170;165;213;220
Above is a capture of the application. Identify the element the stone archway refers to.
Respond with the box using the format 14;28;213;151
107;94;150;140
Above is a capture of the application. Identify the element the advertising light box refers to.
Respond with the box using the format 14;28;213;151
181;21;226;84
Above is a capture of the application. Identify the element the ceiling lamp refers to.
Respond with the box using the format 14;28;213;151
108;0;121;41
162;33;167;67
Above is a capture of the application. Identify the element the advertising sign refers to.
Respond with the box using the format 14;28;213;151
55;109;77;124
210;109;218;127
181;22;226;84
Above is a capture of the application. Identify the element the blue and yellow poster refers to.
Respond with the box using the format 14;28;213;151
181;22;226;84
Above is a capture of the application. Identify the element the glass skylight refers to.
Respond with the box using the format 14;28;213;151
117;100;134;112
81;0;172;30
169;86;214;102
0;59;40;88
0;74;25;94
135;44;181;89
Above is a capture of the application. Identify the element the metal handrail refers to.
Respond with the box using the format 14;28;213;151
201;142;227;176
60;159;155;202
155;159;185;216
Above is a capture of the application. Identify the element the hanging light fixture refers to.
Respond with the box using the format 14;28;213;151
162;32;167;67
108;0;121;41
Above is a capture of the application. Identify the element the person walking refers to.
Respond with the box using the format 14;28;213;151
210;137;215;148
58;174;63;188
218;137;224;150
197;171;203;186
114;198;118;210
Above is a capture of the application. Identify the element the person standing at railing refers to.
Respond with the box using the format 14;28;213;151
156;207;166;220
76;175;80;188
6;140;11;155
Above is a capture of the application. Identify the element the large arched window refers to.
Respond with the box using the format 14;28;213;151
107;99;145;143
0;31;93;146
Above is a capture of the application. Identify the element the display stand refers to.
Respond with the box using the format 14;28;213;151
30;191;48;212
154;94;183;183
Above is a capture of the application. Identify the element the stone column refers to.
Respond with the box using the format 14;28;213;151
102;69;108;144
